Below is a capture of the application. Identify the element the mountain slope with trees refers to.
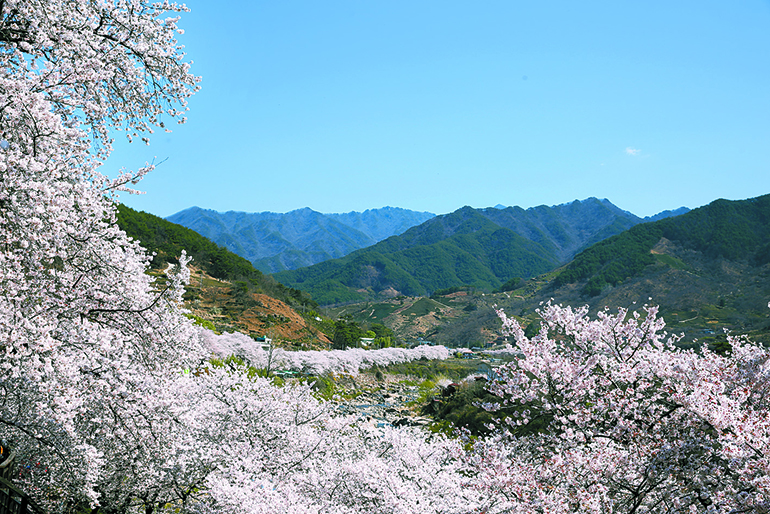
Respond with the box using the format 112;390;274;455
552;194;770;296
274;198;686;305
117;205;317;311
335;192;769;348
451;193;770;344
166;206;435;273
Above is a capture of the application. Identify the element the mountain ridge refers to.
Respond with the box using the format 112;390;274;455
167;206;436;273
552;194;770;296
326;195;768;348
273;198;689;305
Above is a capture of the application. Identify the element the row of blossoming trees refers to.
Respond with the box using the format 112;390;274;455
203;329;451;374
1;1;769;513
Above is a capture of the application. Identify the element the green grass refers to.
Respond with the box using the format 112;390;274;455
367;303;401;320
653;253;688;270
338;302;403;322
200;276;230;288
401;297;444;317
363;356;483;382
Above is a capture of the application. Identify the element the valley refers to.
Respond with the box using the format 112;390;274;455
9;3;770;511
121;195;770;351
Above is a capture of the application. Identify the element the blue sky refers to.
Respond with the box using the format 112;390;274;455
109;0;770;219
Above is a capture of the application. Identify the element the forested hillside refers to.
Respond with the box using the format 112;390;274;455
553;194;770;296
274;207;559;304
117;205;317;310
273;198;686;305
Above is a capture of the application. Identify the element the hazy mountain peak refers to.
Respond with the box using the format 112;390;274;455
644;206;690;222
166;206;435;273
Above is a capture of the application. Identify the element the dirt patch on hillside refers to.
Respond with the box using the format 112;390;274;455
185;267;331;349
388;311;446;338
238;293;332;347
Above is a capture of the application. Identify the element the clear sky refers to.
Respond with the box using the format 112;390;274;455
109;0;770;219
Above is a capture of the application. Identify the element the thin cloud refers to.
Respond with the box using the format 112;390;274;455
625;147;641;156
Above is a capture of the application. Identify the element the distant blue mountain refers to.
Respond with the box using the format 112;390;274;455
643;206;690;222
166;206;435;273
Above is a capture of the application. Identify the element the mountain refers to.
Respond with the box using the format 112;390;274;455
327;196;768;348
515;194;770;342
480;198;642;262
116;204;317;309
552;194;770;296
643;206;691;222
273;198;686;305
116;205;335;347
166;206;435;273
327;207;437;242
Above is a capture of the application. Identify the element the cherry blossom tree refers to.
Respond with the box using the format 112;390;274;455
179;362;480;514
0;2;482;513
0;2;475;512
201;328;451;375
8;1;770;513
0;0;198;152
0;0;202;509
470;302;770;513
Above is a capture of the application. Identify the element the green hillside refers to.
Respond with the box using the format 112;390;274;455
553;194;770;296
274;209;558;305
116;204;317;309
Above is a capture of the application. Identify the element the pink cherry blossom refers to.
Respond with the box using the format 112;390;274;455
474;302;770;513
4;2;769;512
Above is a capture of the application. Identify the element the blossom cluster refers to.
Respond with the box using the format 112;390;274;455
472;303;770;513
201;329;450;375
3;2;770;513
481;345;522;357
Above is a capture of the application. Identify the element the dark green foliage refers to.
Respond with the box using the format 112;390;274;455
116;205;317;309
752;241;770;267
553;194;770;296
308;375;336;399
706;335;732;356
524;320;541;338
369;323;394;340
117;203;241;273
553;226;660;294
332;320;364;350
185;314;216;332
495;277;523;293
422;378;555;438
422;380;499;436
430;286;464;298
364;358;479;381
274;213;557;305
